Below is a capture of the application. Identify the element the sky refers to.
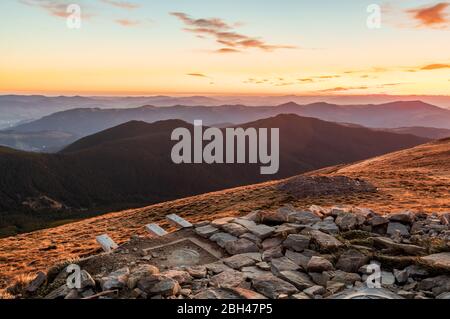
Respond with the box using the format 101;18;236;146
0;0;449;96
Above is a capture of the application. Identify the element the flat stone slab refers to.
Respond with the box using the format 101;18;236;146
145;224;168;237
166;214;193;228
95;234;119;253
195;225;219;238
421;252;450;270
328;287;403;299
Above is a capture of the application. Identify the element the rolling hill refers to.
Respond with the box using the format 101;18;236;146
0;114;428;237
0;136;447;290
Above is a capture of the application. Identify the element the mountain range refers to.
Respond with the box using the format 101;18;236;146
0;114;428;237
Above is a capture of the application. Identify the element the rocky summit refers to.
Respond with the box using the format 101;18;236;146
7;206;450;300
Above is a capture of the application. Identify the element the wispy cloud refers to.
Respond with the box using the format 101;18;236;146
420;63;450;70
115;19;140;27
170;12;296;53
101;0;140;9
19;0;73;18
186;73;208;78
406;2;450;28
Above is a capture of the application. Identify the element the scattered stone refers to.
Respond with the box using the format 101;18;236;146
223;254;256;269
221;223;248;237
241;266;270;280
262;246;284;261
247;224;275;239
303;285;326;297
421;252;450;271
307;256;334;272
285;250;310;269
101;267;130;291
326;281;346;294
205;262;231;274
389;211;415;224
270;257;300;275
64;289;80;299
210;270;246;288
288;211;321;225
369;216;389;227
233;218;257;229
44;284;71;299
186;266;207;279
331;270;361;285
278;271;314;290
137;275;180;297
195;225;219;238
256;262;271;271
210;232;238;248
335;213;363;231
239;233;261;244
312;220;339;235
393;269;409;284
162;270;192;285
309;230;344;252
373;237;426;255
387;222;410;237
211;217;235;227
262;236;284;250
225;238;259;255
336;249;370;273
283;234;310;252
252;274;298;299
194;288;239;299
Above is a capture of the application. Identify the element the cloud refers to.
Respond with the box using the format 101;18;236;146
407;2;450;27
420;63;450;70
101;0;140;9
186;73;208;78
318;86;369;93
115;19;140;26
170;12;296;52
19;0;73;17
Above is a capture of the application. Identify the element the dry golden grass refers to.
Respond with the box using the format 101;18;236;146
0;139;449;289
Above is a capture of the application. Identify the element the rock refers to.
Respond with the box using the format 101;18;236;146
307;256;334;272
418;275;450;296
326;281;346;294
210;232;238;248
288;211;321;225
303;285;326;297
239;233;261;244
329;287;403;299
241;266;270;280
262;246;284;261
369;215;389;227
335;213;363;231
211;217;235;227
309;230;344;252
331;270;361;285
270;257;300;275
101;267;130;291
230;287;267;299
336;249;370;273
127;265;159;289
372;237;426;255
223;254;257;269
397;290;415;299
162;270;192;285
256;262;271;271
259;208;290;224
195;225;219;238
387;222;410;237
252;274;298;299
137;275;180;297
221;223;248;237
224;238;259;255
44;284;70;299
393;269;409;284
283;234;310;252
278;271;314;290
436;292;450;299
26;271;47;293
210;270;246;288
404;265;429;278
285;250;310;269
421;252;450;270
274;224;302;236
291;292;311;299
194;221;210;228
389;211;415;224
381;271;395;286
233;218;257;229
262;236;284;250
79;270;96;289
205;262;231;274
247;224;275;239
186;266;207;279
312;220;339;235
240;252;263;262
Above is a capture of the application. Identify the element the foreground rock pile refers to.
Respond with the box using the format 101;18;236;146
11;205;450;299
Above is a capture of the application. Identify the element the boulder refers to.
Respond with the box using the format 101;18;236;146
195;225;219;238
262;236;284;250
247;224;275;239
312;220;339;235
137;275;180;297
270;257;300;275
252;274;298;299
262;246;284;261
285;250;311;269
193;288;240;299
283;234;310;252
223;254;257;269
335;213;363;231
26;271;47;293
210;232;238;248
211;217;235;227
389;211;415;224
101;267;130;291
221;223;248;237
387;222;410;237
288;211;321;225
278;271;314;290
421;252;450;271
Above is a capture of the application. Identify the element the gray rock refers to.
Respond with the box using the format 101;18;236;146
162;270;192;285
270;257;300;275
307;256;334;272
247;224;275;239
262;236;284;250
291;292;311;299
137;275;180;297
369;215;389;227
336;249;370;273
239;232;261;244
393;269;409;284
381;271;395;286
195;225;219;238
285;250;310;269
387;222;410;237
223;254;257;269
326;281;346;294
210;232;238;248
230;287;268;299
44;284;70;299
331;270;361;285
225;238;259;255
335;213;363;231
389;211;415;224
288;211;321;225
312;220;339;235
309;230;344;252
210;270;246;288
252;274;298;299
309;272;332;286
421;252;450;270
303;285;326;297
233;218;257;229
193;288;240;299
241;266;270;280
372;237;426;255
101;267;130;291
417;275;450;296
211;217;235;227
26;271;47;293
205;262;231;274
278;271;314;290
221;223;248;237
283;234;310;252
262;246;284;261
